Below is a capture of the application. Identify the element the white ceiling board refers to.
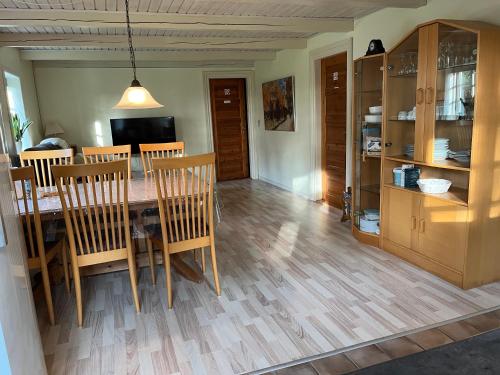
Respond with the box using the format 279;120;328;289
0;0;427;17
0;32;307;49
0;25;316;38
0;0;427;56
20;48;276;61
0;9;354;33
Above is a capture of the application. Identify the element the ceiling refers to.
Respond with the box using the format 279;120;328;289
0;0;427;63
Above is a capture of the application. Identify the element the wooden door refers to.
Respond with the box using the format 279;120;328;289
417;196;468;272
382;187;415;249
322;52;347;208
209;78;249;181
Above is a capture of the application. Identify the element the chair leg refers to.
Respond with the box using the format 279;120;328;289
146;238;156;285
163;248;173;309
201;248;206;273
40;262;55;325
127;249;141;313
61;240;70;293
209;240;221;296
72;263;83;327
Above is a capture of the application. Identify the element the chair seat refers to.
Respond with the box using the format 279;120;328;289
26;231;65;269
23;219;66;261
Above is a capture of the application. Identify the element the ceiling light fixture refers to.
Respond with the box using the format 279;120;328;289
113;0;163;109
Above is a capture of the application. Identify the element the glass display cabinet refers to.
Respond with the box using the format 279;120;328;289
381;20;500;289
352;53;384;247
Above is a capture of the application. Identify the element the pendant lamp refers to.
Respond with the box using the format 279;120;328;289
114;0;163;109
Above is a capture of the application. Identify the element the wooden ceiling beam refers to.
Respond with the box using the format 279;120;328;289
0;9;353;33
19;49;276;61
0;33;306;49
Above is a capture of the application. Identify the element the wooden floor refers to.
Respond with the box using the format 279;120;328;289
39;179;500;375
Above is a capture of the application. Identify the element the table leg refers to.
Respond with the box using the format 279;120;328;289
171;253;204;283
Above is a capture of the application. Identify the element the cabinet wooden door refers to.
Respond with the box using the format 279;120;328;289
382;187;415;249
417;196;468;271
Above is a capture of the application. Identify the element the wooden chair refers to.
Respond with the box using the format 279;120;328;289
10;166;70;325
139;141;185;177
52;160;140;326
20;148;73;187
149;152;220;308
138;141;184;285
82;145;132;179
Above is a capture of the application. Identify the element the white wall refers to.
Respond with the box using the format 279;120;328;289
34;66;211;156
253;0;500;200
253;49;312;198
0;47;42;147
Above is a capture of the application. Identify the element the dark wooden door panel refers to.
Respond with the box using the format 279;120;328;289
209;78;249;181
322;52;347;209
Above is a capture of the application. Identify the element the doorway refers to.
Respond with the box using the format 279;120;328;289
321;52;348;208
209;78;250;181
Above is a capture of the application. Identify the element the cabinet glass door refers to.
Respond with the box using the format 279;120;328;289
353;55;383;233
386;29;425;160
432;24;476;169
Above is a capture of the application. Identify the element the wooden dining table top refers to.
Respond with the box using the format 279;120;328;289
16;173;197;216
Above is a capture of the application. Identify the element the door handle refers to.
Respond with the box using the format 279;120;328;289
419;219;425;233
411;216;417;230
416;88;424;105
426;87;434;105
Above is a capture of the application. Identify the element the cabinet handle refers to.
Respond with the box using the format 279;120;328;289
416;88;424;105
411;216;417;230
426;87;434;104
419;219;425;233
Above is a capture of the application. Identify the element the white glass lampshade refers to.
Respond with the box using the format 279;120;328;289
44;121;64;137
113;80;163;110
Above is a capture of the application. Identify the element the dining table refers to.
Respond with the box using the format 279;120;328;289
16;173;206;283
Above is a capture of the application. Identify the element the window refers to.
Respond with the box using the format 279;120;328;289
4;71;31;149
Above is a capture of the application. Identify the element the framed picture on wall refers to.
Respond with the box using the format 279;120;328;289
262;76;295;131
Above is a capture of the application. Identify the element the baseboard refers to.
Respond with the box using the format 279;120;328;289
258;175;314;201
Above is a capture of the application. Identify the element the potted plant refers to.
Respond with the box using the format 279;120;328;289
11;114;33;152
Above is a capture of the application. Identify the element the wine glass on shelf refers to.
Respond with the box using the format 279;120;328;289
398;54;407;76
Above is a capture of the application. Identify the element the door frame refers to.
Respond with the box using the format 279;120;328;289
309;38;353;201
203;71;258;180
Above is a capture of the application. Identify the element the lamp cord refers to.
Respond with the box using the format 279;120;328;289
124;0;137;82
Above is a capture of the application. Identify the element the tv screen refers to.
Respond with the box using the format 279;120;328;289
110;116;176;153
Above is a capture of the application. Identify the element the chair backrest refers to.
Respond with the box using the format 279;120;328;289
139;141;185;176
52;160;131;260
82;145;132;179
152;153;215;245
20;149;73;188
10;166;45;261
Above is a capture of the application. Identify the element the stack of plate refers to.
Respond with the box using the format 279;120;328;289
404;144;414;158
433;138;449;161
448;149;471;164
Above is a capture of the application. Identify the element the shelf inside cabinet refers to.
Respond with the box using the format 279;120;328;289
384;183;468;206
388;72;418;78
437;62;476;73
384;155;470;172
388;117;416;122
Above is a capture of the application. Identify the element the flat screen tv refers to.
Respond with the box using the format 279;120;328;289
110;116;176;153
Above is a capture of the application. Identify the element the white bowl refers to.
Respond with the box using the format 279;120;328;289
417;179;452;194
369;106;383;114
365;114;382;123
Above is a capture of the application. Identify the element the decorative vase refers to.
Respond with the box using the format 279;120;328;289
15;140;22;153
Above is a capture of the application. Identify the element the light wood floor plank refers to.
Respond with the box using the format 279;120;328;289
39;179;500;374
